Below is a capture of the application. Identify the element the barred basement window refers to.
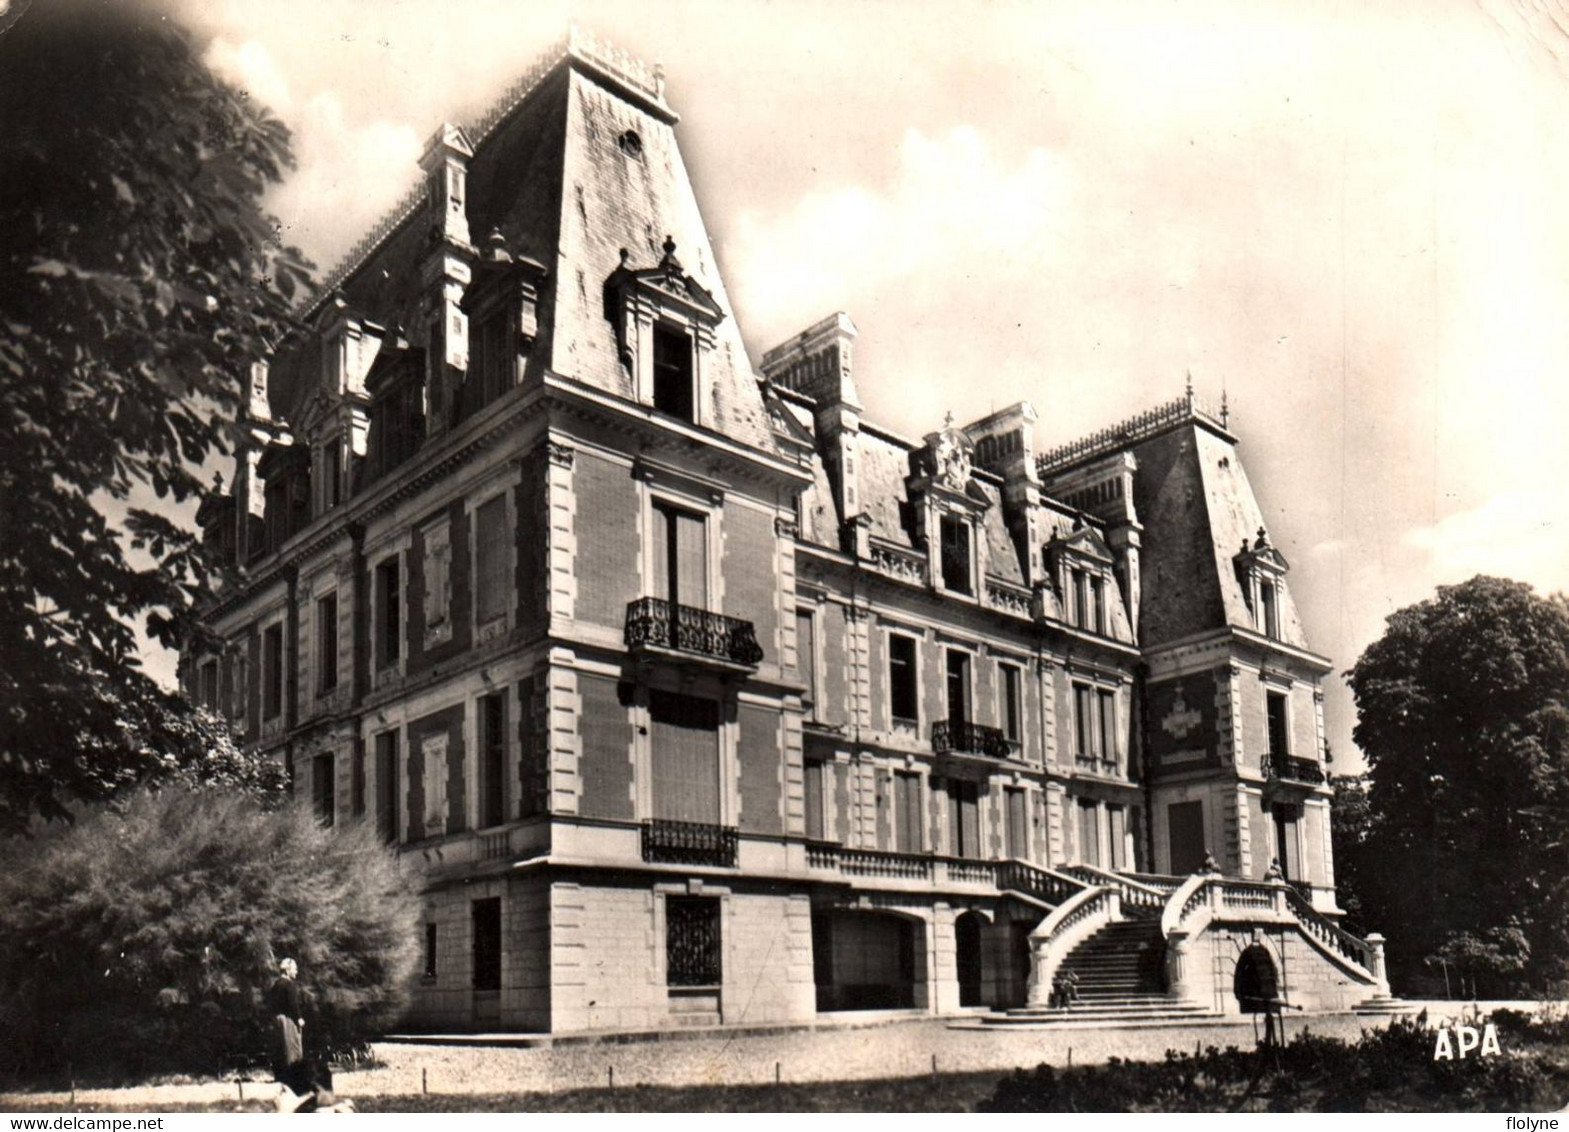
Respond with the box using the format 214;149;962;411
666;895;722;987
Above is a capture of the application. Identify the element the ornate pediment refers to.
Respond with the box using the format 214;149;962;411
1046;523;1115;567
605;237;725;349
1234;526;1290;575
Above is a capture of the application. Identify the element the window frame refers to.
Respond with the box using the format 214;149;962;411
937;512;974;596
1265;689;1290;759
888;632;920;725
261;619;285;722
315;589;339;696
998;661;1022;744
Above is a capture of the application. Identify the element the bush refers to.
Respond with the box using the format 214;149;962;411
0;786;421;1082
980;1014;1569;1111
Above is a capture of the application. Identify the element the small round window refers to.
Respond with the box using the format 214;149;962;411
618;129;643;159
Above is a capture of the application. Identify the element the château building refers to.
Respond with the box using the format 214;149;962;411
188;29;1393;1033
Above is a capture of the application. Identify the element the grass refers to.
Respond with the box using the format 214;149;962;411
5;1071;1009;1113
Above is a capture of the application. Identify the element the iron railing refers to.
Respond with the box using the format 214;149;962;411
1261;754;1326;784
932;719;1013;758
625;597;764;667
641;819;738;867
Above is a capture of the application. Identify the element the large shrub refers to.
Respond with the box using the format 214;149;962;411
0;787;421;1081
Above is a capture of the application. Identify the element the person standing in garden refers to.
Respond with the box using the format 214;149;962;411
267;957;307;1094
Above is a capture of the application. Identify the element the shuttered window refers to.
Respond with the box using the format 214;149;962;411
475;494;509;625
999;663;1021;743
895;771;922;853
649;690;720;824
947;778;980;859
1078;800;1100;866
652;503;708;609
1006;787;1028;859
804;758;826;840
796;609;816;711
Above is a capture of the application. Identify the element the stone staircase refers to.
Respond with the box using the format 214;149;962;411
983;912;1217;1028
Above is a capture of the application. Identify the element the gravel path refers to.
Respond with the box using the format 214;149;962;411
4;1000;1553;1110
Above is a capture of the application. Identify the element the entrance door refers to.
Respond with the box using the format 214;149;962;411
955;912;985;1007
472;897;502;1027
1273;803;1301;881
1168;800;1206;875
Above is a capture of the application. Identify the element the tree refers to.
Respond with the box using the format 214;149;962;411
0;0;310;831
0;786;421;1079
1343;575;1569;995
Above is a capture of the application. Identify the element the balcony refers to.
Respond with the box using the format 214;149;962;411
641;818;738;868
625;597;763;672
1261;753;1325;785
931;719;1013;759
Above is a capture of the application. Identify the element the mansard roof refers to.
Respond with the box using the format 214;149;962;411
269;29;780;455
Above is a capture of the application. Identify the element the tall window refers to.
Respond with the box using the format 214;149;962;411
351;742;366;819
312;753;335;826
474;494;509;627
375;556;401;667
796;609;817;713
1108;804;1127;870
894;771;922;853
375;731;400;843
1259;580;1279;639
1005;787;1029;859
939;514;972;595
1272;802;1300;881
1078;799;1100;866
424;923;438;979
804;758;827;840
1073;683;1094;762
1266;691;1290;757
262;622;284;721
198;659;219;711
649;690;720;824
1072;569;1090;629
888;634;918;723
470;308;510;409
320;441;341;513
652;501;707;609
947;778;981;858
666;895;721;986
1089;575;1106;634
652;324;695;421
1097;689;1117;770
945;649;971;724
316;592;338;694
999;663;1022;743
472;897;502;992
479;692;507;829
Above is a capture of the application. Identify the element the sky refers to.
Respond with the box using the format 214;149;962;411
153;0;1569;773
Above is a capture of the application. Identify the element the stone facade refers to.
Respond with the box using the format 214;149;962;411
186;28;1385;1034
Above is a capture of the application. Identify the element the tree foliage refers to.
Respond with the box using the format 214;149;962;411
1343;575;1569;994
0;0;310;831
0;787;420;1080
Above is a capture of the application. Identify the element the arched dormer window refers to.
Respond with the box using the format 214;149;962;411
604;236;725;425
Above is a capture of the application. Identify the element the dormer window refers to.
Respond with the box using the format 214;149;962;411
605;237;725;426
1235;526;1290;641
652;323;695;421
939;514;973;595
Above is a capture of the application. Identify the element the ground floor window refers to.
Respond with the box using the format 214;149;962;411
472;898;501;992
812;909;921;1011
666;896;722;987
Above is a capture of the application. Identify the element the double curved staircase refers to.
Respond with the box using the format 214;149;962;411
981;864;1402;1029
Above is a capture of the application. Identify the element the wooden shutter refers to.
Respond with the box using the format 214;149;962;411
649;690;720;824
475;494;508;624
1006;788;1028;859
674;509;707;609
804;759;825;840
1108;805;1127;870
1078;801;1099;866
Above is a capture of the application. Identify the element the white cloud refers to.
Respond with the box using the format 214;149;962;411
1405;489;1569;595
728;126;1068;333
205;36;422;273
205;36;295;116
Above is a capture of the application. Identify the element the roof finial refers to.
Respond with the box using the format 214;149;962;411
943;409;955;428
1221;385;1230;427
1185;369;1194;402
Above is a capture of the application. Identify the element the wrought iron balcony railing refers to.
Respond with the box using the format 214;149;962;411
932;719;1013;758
1261;754;1326;784
641;818;739;868
625;597;764;668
